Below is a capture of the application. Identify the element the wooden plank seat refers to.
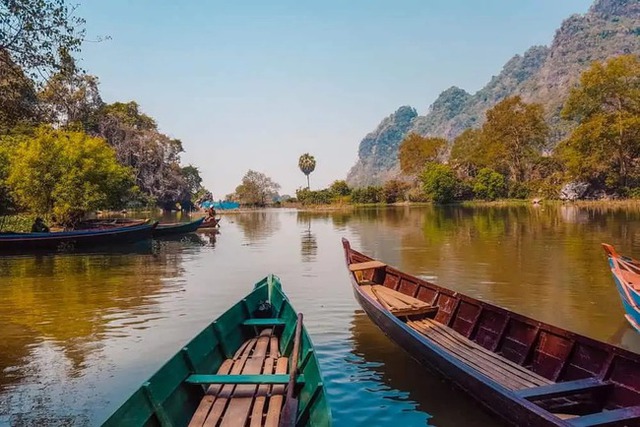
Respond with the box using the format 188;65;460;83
515;378;612;400
407;318;553;391
242;318;287;327
348;260;386;272
186;374;305;385
188;328;288;427
362;284;439;317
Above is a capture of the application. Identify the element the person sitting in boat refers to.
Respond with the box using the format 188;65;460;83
31;217;50;233
205;206;217;221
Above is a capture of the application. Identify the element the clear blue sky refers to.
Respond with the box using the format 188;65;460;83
78;0;594;197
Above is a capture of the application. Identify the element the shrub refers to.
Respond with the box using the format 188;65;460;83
351;186;382;204
295;188;333;205
507;181;531;199
473;168;507;200
382;179;410;203
329;180;351;197
420;163;459;204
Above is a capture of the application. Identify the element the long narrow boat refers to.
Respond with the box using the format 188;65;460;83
153;217;205;237
602;244;640;333
102;275;331;427
342;238;640;427
197;217;221;229
0;222;157;253
74;218;149;230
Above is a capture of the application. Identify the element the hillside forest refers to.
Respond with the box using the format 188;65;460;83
0;1;210;227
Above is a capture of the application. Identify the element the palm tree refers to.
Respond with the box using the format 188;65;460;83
298;153;316;189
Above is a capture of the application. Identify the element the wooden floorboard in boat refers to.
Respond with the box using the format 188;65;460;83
408;319;553;391
362;285;437;317
189;328;288;427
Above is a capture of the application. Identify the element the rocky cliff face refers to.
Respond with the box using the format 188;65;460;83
346;106;417;187
347;0;640;187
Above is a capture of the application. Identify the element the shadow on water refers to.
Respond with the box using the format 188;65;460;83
234;210;282;244
0;242;190;425
347;311;504;427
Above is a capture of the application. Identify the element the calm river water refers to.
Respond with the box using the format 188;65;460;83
2;204;640;427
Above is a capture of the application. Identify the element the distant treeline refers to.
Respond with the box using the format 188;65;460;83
0;1;209;226
295;54;640;205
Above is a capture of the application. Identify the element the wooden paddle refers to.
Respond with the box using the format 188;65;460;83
279;313;303;427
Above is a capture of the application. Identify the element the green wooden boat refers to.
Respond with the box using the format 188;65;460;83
102;275;331;427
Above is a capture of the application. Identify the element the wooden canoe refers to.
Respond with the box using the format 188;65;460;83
197;218;221;229
342;238;640;427
73;218;149;230
102;275;331;427
602;244;640;333
0;222;158;253
153;218;205;237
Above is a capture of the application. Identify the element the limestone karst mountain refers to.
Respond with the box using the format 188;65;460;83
346;0;640;187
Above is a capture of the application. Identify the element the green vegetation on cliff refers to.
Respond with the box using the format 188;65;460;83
347;0;640;187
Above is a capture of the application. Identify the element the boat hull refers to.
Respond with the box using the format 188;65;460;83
343;239;640;427
0;222;157;253
351;285;566;427
608;257;640;333
153;218;205;237
102;275;331;427
197;218;220;229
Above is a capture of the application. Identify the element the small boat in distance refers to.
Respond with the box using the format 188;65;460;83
198;217;221;229
342;238;640;427
0;221;157;253
602;243;640;333
153;217;205;237
102;275;331;427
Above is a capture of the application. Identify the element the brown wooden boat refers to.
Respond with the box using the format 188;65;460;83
197;217;221;229
341;238;640;427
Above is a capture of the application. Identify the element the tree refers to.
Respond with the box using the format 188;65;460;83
0;137;13;214
482;96;549;182
39;49;103;128
398;133;446;177
0;50;38;132
449;129;487;179
181;165;203;196
382;179;410;203
91;101;189;207
473;168;507;200
7;126;134;224
0;0;86;78
420;163;459;204
560;55;640;187
298;153;316;189
234;170;280;206
329;180;351;197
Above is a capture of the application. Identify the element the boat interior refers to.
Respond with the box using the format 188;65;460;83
347;252;640;426
188;327;290;427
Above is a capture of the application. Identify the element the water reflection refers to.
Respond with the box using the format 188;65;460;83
299;217;318;263
196;229;218;248
234;210;281;244
348;312;503;426
0;245;188;421
3;205;640;426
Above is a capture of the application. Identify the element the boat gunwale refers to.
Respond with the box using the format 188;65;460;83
155;217;205;230
342;238;640;426
343;239;640;365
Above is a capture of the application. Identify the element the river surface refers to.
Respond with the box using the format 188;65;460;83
2;205;640;427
